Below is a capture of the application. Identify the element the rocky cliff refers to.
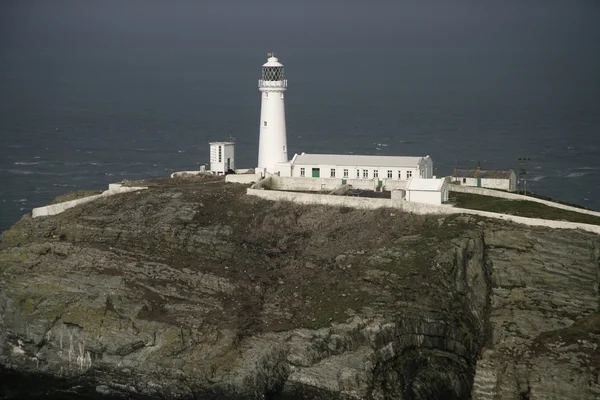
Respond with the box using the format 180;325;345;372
0;176;598;399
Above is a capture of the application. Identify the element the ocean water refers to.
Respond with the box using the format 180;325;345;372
1;0;599;234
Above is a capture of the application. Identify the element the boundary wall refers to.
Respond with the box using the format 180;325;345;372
261;176;408;192
247;189;600;235
32;183;147;218
449;185;600;218
225;174;263;184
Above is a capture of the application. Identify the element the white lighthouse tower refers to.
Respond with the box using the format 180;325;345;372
257;53;288;173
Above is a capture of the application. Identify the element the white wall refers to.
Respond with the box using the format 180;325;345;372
246;189;600;235
453;175;515;192
290;164;418;181
225;174;263;184
210;143;235;174
32;195;104;218
406;190;439;204
247;188;446;214
383;180;408;191
449;185;600;218
275;163;292;177
32;184;147;218
268;176;383;191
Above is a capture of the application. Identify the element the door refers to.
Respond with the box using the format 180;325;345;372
342;178;347;185
477;178;481;187
312;168;320;178
227;158;231;169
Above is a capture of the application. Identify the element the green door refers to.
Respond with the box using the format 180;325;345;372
378;180;383;188
312;168;320;178
342;178;347;185
477;178;481;187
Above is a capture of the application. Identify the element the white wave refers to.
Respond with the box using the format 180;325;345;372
6;169;34;175
565;172;589;178
13;198;27;203
14;161;40;166
529;176;546;182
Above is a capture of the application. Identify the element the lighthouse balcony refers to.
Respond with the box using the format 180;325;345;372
258;79;287;88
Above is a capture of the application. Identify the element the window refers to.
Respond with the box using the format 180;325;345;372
356;169;360;178
330;169;336;178
283;145;286;152
463;178;466;183
343;169;349;178
407;171;412;178
265;92;269;98
363;169;368;178
300;168;305;177
264;121;267;127
387;170;393;178
373;170;379;178
398;170;402;179
218;146;222;162
281;93;285;99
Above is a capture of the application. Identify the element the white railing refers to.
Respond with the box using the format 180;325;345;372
258;79;287;88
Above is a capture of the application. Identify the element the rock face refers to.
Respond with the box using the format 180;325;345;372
0;177;598;399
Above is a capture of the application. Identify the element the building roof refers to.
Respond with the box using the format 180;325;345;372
406;178;446;191
453;168;514;179
209;141;235;145
292;153;430;168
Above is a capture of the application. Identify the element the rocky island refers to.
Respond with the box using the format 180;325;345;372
1;175;599;399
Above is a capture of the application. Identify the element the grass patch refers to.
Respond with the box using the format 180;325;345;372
453;193;600;226
517;190;594;211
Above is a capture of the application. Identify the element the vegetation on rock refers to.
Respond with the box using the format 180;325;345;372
0;176;599;399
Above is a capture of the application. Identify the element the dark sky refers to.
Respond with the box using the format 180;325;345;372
2;0;599;54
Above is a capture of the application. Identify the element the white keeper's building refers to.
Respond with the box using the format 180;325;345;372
275;153;434;181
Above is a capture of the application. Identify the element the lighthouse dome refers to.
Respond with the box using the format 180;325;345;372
262;56;283;67
261;56;284;81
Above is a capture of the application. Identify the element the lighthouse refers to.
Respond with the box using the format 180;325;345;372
257;54;288;173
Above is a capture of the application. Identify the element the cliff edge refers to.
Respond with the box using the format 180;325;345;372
1;176;599;399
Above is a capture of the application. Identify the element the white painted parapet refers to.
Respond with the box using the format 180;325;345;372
32;195;105;218
247;189;600;235
32;183;147;218
449;185;600;218
225;174;263;184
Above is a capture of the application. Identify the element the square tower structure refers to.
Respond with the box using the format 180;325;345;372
209;140;235;175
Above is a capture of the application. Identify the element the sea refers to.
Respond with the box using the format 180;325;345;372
1;2;599;397
1;1;599;234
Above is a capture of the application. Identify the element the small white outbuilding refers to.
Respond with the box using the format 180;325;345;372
209;140;235;175
453;168;517;192
405;178;449;205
